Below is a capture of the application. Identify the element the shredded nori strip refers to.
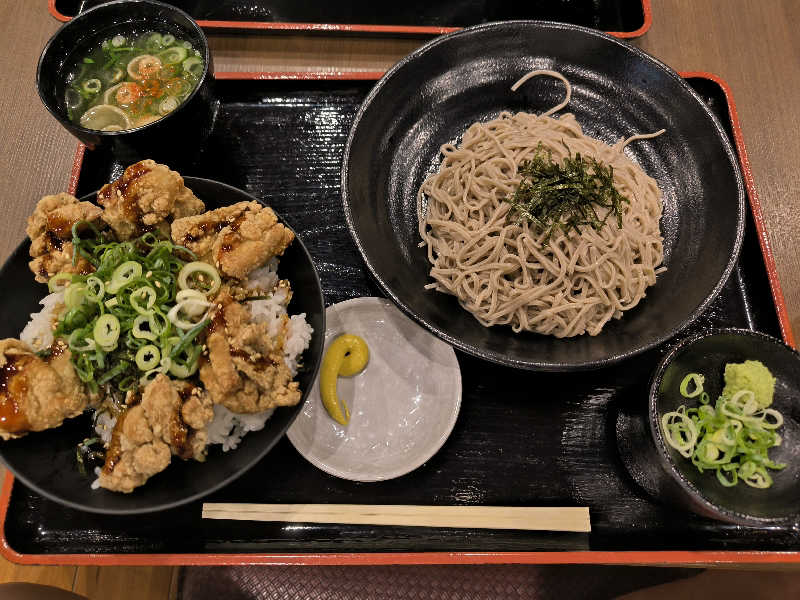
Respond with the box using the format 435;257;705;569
507;143;630;244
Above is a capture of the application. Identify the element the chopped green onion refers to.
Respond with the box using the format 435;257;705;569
167;299;211;330
54;229;213;393
158;46;187;65
158;96;179;115
130;286;157;314
139;368;165;386
176;289;207;304
145;32;163;52
68;330;96;352
181;56;203;77
761;409;784;430
64;283;87;309
117;375;137;391
107;260;143;294
97;360;129;385
81;78;102;94
661;407;697;458
85;276;105;302
168;360;198;378
61;304;93;330
93;314;120;349
178;261;220;295
107;66;125;85
132;314;158;341
662;367;786;489
135;345;161;371
48;272;74;292
679;373;705;398
169;318;210;361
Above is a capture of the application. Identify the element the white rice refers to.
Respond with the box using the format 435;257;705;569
206;257;312;451
245;258;280;291
90;466;102;490
94;412;117;445
20;290;64;351
206;404;275;451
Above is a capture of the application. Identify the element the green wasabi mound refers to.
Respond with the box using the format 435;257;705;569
722;360;776;408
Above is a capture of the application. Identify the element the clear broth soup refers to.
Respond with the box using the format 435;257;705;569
65;29;204;132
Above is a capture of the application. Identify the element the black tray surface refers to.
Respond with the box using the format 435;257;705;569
56;0;646;33
4;76;792;556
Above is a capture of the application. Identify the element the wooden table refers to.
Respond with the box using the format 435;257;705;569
0;0;799;587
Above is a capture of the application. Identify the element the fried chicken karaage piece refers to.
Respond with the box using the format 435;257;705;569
26;192;102;283
199;292;301;414
171;201;294;280
0;339;85;440
98;374;213;493
98;159;205;240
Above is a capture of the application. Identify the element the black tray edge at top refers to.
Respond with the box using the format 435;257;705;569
48;0;652;38
0;71;796;567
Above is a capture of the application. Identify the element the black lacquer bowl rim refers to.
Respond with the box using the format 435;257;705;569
36;0;211;138
0;177;325;514
341;20;746;371
648;327;800;526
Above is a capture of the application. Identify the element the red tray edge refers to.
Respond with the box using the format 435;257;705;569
2;67;795;567
47;0;652;38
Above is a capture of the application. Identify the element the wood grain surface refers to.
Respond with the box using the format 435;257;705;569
0;0;799;580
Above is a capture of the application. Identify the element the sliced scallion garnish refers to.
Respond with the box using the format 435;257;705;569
661;369;786;489
53;229;217;391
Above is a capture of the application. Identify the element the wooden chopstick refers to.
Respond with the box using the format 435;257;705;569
201;504;591;532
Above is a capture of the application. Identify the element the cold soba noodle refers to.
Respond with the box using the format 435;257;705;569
417;70;665;338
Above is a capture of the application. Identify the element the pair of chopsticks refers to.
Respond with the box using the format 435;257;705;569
202;504;591;532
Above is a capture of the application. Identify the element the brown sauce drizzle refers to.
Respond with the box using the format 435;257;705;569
171;383;197;460
37;251;94;280
43;340;67;362
184;219;228;243
231;348;276;370
77;258;95;275
37;258;50;279
206;295;275;369
176;384;194;403
102;411;127;474
170;411;191;460
0;356;32;433
98;161;153;233
228;213;246;233
206;295;235;335
45;230;64;252
45;213;74;239
211;211;249;263
125;391;142;407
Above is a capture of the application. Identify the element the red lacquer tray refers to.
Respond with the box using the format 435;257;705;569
48;0;652;38
0;70;795;566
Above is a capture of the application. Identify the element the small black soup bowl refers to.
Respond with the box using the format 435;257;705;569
37;0;214;165
622;328;800;526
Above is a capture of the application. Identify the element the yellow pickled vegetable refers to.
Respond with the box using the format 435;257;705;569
319;334;369;425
